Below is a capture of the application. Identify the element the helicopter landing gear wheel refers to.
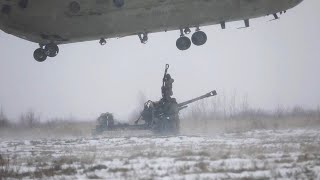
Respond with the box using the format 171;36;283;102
33;48;47;62
44;43;59;57
113;0;124;8
191;31;207;46
176;36;191;51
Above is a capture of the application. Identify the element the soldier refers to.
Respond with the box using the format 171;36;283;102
162;73;174;101
140;101;154;126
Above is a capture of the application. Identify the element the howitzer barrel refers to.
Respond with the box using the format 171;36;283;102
178;90;217;108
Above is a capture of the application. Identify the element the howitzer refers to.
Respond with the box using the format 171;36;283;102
93;64;218;135
178;90;217;109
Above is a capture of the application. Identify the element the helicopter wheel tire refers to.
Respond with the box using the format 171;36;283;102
44;43;59;57
176;36;191;51
191;31;207;46
33;48;47;62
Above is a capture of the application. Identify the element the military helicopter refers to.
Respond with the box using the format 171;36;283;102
0;0;303;62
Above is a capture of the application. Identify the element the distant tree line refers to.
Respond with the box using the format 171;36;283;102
181;93;320;122
0;108;41;129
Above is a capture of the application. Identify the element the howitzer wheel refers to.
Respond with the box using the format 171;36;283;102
153;116;179;135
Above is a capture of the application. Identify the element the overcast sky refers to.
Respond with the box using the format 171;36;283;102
0;0;319;121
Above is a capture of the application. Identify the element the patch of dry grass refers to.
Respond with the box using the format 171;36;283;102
0;153;83;179
84;164;108;173
30;165;77;178
86;173;103;179
194;162;210;172
0;154;21;179
108;167;130;173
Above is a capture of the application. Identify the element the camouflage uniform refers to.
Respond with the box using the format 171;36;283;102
162;74;174;101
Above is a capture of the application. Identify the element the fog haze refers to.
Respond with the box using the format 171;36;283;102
0;0;319;121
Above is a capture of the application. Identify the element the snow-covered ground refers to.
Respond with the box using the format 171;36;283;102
1;129;320;179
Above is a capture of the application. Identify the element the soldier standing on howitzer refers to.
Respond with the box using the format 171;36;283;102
162;73;174;101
